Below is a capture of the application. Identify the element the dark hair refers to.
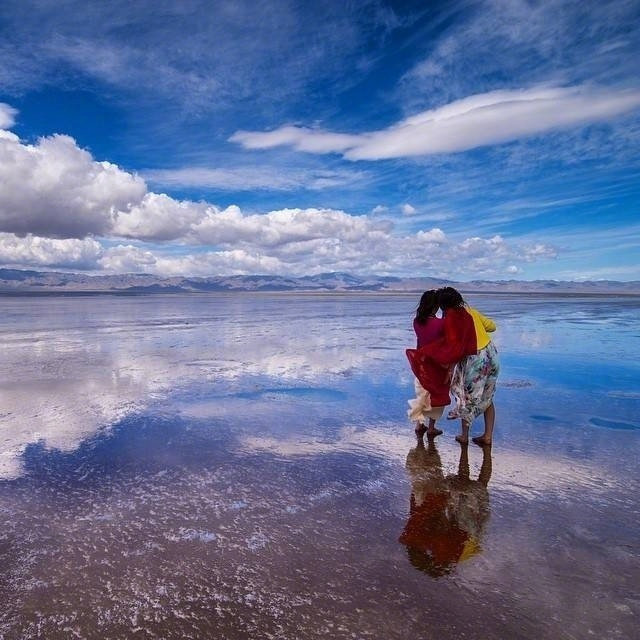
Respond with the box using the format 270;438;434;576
438;286;465;310
406;546;455;578
415;290;439;324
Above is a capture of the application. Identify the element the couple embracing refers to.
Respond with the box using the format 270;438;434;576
406;287;499;446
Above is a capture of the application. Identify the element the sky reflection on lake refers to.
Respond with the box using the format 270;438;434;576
0;293;638;639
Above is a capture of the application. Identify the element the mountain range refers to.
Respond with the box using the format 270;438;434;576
0;268;638;294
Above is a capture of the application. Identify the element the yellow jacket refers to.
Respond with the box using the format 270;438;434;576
467;306;496;350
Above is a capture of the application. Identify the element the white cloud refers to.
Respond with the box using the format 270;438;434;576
231;86;640;160
98;244;158;273
0;131;146;238
0;102;18;129
96;225;551;279
401;203;417;216
0;222;556;278
114;202;395;248
0;233;103;269
523;243;558;261
112;193;211;242
230;125;358;154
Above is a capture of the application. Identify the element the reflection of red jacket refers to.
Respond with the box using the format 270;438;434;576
398;493;468;568
406;308;477;406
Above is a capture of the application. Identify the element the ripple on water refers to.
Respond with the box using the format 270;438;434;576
230;387;347;402
589;417;639;431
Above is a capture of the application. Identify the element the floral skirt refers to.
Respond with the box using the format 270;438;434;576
450;342;499;423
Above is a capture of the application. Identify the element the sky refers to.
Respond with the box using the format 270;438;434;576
0;0;639;282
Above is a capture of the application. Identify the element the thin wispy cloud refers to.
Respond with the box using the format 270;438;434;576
231;86;640;159
143;166;366;192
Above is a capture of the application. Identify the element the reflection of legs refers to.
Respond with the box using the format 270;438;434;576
478;444;493;486
457;441;470;479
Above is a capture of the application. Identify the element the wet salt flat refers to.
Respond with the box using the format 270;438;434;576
0;292;639;639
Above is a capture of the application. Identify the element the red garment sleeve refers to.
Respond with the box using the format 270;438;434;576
423;308;477;365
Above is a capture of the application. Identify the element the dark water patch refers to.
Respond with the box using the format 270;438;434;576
530;415;555;422
15;414;237;488
589;417;639;431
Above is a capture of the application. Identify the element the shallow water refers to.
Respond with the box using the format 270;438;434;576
0;293;638;639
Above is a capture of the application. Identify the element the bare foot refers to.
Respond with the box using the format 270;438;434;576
426;428;443;439
455;435;468;445
472;435;492;447
414;423;427;435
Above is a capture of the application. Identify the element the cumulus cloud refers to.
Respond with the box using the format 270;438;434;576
230;86;640;160
0;233;103;269
97;244;157;273
401;203;417;215
0;220;556;278
0;131;146;238
91;225;552;279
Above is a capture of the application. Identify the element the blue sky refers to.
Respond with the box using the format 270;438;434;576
0;0;639;281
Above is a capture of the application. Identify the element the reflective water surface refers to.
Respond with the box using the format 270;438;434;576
0;293;638;639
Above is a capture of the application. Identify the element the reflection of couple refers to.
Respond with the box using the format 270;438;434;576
398;437;492;577
406;287;499;446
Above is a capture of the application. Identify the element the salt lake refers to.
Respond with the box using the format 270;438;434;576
0;292;638;639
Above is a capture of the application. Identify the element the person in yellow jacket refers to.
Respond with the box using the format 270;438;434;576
438;287;500;446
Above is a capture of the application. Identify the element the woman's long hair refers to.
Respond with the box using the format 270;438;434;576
415;290;439;324
438;286;465;310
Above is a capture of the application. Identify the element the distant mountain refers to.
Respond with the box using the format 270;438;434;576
0;268;638;294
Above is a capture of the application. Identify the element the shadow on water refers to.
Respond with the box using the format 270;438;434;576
399;439;491;578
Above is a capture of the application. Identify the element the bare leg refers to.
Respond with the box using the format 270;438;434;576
472;402;495;446
414;421;426;436
455;419;470;444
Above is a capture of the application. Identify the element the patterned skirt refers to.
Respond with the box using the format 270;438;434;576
450;342;499;423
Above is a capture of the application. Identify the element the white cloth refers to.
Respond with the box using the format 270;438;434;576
407;378;445;423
